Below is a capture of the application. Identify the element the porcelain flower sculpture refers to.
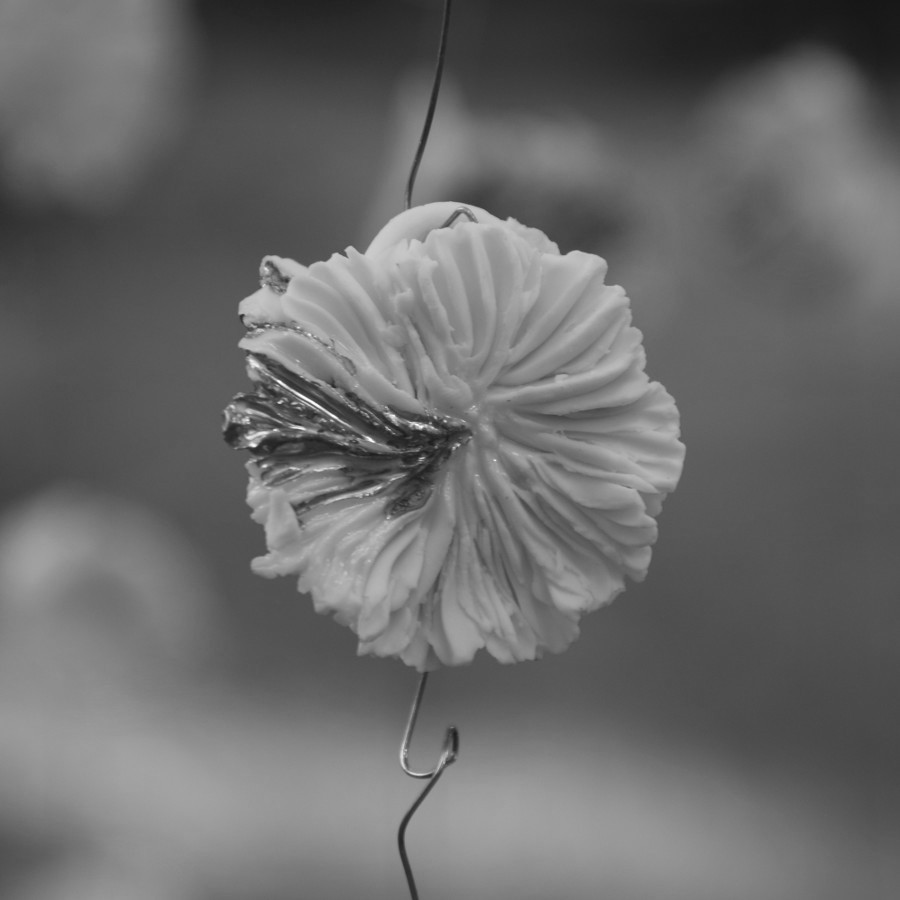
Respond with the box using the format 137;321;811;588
224;202;684;670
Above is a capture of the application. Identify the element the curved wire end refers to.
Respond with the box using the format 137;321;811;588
397;672;460;900
439;206;477;230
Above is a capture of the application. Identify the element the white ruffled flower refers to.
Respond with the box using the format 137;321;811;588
224;202;684;670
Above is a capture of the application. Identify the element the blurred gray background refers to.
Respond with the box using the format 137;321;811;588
0;0;898;898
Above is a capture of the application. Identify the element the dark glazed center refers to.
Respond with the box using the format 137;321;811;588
223;329;471;521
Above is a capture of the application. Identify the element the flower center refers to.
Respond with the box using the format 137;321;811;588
223;345;471;520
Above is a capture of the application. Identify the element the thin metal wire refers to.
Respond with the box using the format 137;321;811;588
439;206;477;229
396;4;460;897
399;671;459;778
397;672;459;900
404;0;454;211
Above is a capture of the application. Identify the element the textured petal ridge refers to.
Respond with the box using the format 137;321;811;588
224;202;684;670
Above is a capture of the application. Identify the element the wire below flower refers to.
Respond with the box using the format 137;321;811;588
397;671;458;900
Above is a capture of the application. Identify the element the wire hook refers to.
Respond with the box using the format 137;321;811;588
438;205;478;230
397;672;459;900
399;671;459;778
